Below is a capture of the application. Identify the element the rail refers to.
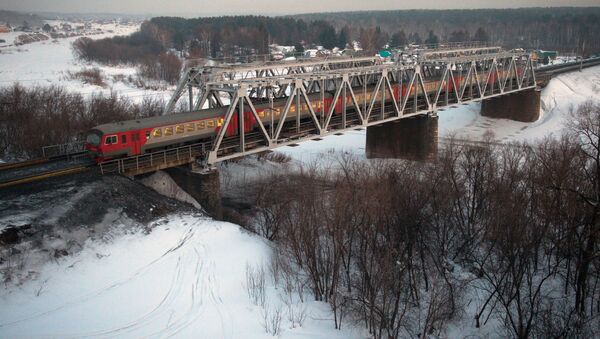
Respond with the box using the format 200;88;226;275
536;56;600;74
99;142;211;175
0;165;90;189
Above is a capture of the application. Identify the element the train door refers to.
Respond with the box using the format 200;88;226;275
130;131;141;156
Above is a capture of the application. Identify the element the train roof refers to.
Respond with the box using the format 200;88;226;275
92;108;225;134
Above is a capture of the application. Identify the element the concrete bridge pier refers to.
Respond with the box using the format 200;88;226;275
165;165;222;219
480;88;541;122
366;114;438;161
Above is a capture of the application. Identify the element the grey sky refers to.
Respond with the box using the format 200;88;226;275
1;0;600;16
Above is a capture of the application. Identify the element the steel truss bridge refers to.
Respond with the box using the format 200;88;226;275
100;46;537;175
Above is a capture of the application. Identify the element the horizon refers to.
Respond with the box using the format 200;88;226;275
1;0;600;17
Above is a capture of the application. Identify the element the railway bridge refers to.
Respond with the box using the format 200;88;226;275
99;45;539;175
6;45;600;210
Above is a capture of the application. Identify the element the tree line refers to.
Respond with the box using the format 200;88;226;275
242;102;600;338
295;7;600;54
0;84;164;159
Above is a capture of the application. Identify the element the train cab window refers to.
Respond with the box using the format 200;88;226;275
176;125;184;134
186;123;195;132
121;135;127;144
207;120;215;128
165;127;173;136
146;131;151;140
105;135;117;145
86;133;100;145
197;121;205;129
152;129;162;137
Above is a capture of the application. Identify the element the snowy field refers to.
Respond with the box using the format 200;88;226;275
0;21;174;103
0;213;359;338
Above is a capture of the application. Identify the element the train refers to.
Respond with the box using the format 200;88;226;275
85;67;523;163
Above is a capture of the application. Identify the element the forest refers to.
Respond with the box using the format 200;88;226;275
71;8;600;85
295;7;600;54
73;7;600;70
238;101;600;338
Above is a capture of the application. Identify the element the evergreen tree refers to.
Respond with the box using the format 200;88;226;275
390;30;407;47
337;26;350;49
473;27;490;42
425;30;439;46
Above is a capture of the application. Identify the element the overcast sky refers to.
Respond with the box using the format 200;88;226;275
1;0;599;16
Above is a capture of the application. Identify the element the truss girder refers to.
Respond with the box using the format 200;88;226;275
178;53;534;164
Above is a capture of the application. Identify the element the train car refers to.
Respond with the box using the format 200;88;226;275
86;66;523;163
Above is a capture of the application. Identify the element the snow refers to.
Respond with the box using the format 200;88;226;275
140;171;202;209
0;214;360;338
0;22;173;103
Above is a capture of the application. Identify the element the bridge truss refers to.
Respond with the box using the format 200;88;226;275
100;48;536;175
204;51;536;164
164;56;383;114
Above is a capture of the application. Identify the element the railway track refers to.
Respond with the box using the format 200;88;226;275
0;151;88;172
0;164;92;189
0;151;93;189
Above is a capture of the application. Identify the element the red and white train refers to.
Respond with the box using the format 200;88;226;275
85;70;519;163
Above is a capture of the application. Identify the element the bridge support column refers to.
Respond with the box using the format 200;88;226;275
366;114;438;161
481;88;541;122
165;166;222;219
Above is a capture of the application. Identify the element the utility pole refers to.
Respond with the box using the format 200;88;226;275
580;40;585;72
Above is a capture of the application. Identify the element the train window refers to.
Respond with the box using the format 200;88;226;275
197;121;205;129
187;124;195;132
121;135;127;144
259;110;265;118
86;133;100;145
290;105;295;113
146;131;151;140
165;127;173;136
152;129;162;137
207;120;215;128
217;118;224;127
105;135;117;145
176;125;184;134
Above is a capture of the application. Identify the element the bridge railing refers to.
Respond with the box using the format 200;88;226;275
99;142;210;175
41;141;86;158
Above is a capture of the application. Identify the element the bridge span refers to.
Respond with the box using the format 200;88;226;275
99;46;538;175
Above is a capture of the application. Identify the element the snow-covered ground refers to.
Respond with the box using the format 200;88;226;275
279;65;600;162
0;21;174;103
0;213;359;338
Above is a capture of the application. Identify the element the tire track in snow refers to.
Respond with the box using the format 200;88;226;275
0;219;206;337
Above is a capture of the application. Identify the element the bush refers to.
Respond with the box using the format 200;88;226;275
137;52;182;85
72;24;165;65
67;67;106;87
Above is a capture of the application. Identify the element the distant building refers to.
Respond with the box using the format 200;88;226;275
533;50;558;65
0;25;10;33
